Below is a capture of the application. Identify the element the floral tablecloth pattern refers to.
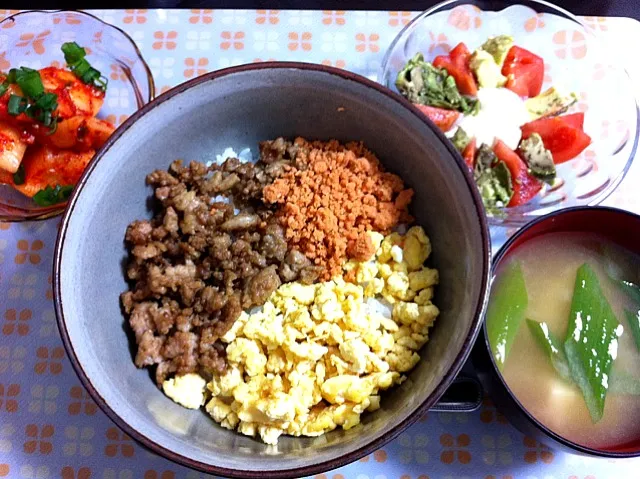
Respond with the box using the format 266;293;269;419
1;9;640;479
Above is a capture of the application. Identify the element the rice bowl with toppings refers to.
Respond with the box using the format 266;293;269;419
53;62;491;477
121;137;441;444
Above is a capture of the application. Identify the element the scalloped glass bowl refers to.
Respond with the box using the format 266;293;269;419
0;10;155;221
380;0;639;227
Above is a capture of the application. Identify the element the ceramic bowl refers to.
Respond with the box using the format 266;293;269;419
380;0;639;226
473;206;640;457
53;62;491;477
0;10;155;221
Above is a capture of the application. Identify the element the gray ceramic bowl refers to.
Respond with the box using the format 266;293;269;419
53;63;491;478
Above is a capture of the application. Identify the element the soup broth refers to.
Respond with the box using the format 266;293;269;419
491;232;640;450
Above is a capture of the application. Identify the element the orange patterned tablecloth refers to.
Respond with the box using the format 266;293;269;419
1;9;640;479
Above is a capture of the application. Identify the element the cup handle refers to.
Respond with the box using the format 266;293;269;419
429;375;483;413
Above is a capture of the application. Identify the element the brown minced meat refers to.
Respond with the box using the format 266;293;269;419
121;149;322;385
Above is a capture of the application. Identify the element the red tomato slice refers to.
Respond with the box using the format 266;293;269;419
520;114;591;164
449;42;472;65
413;104;460;132
493;140;542;207
520;114;583;138
556;112;584;130
433;42;478;96
462;138;476;171
501;46;544;98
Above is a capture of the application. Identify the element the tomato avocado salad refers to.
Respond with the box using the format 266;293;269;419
396;35;591;212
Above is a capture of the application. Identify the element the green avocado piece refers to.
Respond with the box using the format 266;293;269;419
395;53;480;114
470;49;507;88
481;35;514;67
395;53;427;104
519;133;556;183
450;127;470;152
475;160;513;208
525;87;579;120
474;144;497;172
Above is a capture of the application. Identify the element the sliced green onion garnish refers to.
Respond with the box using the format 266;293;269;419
11;67;44;98
61;42;108;92
12;164;25;185
61;42;86;63
7;94;27;115
32;184;74;206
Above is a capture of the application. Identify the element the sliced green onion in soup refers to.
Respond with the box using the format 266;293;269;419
486;261;528;371
528;318;640;396
526;319;572;382
563;263;622;423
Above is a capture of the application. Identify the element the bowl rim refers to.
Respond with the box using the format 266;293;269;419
484;205;640;458
378;0;640;227
53;61;492;478
0;8;156;222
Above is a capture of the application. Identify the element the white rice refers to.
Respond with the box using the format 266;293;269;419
207;147;255;210
365;296;393;319
208;147;254;167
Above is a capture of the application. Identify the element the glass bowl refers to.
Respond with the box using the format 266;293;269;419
380;0;639;228
0;10;155;221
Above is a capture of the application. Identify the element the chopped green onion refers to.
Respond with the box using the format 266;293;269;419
5;69;16;84
11;67;44;98
32;184;74;206
12;164;25;185
0;79;9;97
61;42;108;93
61;42;87;63
3;68;59;132
34;92;58;111
7;94;27;115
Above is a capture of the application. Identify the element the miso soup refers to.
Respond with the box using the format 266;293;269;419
487;232;640;449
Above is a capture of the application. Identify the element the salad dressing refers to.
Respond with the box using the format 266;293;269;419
455;87;529;151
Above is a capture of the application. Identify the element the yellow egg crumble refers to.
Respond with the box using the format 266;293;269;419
162;226;439;444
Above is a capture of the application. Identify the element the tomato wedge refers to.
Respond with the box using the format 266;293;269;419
493;140;542;207
501;46;544;98
413;104;460;132
462;138;476;171
433;42;478;96
520;114;591;164
555;112;584;130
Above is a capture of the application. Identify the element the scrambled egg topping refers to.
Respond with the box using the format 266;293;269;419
162;227;439;444
162;373;207;409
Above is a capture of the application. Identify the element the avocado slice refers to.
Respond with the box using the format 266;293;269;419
395;53;480;114
481;35;514;68
470;49;507;89
525;87;579;120
450;127;470;152
519;133;556;183
476;161;513;208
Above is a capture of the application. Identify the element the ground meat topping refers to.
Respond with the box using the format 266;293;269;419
122;156;317;385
